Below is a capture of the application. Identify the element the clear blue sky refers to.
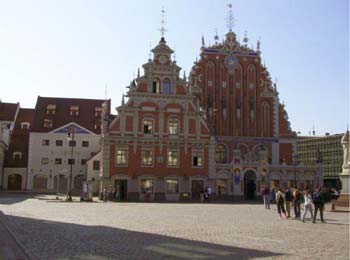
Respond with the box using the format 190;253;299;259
0;0;348;136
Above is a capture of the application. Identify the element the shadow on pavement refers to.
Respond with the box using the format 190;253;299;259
0;194;34;205
3;213;285;260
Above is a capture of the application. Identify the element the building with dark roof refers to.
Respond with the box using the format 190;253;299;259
26;96;110;193
3;108;34;190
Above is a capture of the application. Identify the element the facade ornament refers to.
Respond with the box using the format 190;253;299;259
121;94;125;106
137;68;140;78
214;29;219;45
257;38;261;54
201;35;205;47
243;30;248;47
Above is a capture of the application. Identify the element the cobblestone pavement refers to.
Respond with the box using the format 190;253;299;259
0;194;349;260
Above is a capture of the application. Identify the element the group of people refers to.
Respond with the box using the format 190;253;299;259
262;186;328;223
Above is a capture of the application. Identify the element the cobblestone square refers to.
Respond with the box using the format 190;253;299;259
0;194;349;260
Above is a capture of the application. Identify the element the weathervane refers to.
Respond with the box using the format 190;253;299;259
159;7;167;38
226;3;234;32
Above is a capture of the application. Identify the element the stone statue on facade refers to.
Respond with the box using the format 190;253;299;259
341;130;349;169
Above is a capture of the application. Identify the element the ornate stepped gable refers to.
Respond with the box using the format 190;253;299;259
108;37;211;178
189;30;295;138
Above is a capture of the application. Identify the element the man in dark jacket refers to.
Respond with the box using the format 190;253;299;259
293;188;302;218
313;188;326;223
285;188;293;218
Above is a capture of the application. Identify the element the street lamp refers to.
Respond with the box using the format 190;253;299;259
293;152;298;188
66;127;75;202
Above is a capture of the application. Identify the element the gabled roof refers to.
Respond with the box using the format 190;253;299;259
4;108;34;168
50;122;96;135
31;96;110;134
0;102;19;121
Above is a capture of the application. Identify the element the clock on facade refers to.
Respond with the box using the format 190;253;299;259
158;55;167;64
224;53;238;73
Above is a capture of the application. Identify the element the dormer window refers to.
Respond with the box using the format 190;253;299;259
69;106;79;116
21;122;30;129
143;120;153;134
94;107;102;117
152;79;160;93
46;104;56;115
12;152;22;160
43;119;53;128
162;79;171;94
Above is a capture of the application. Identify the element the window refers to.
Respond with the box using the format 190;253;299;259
42;139;50;146
69;105;79;116
55;158;62;165
166;179;179;193
168;150;178;166
21;122;30;129
162;79;171;94
41;158;49;164
68;158;75;165
141;179;154;194
56;140;63;146
43;119;53;128
141;150;153;166
46;104;56;115
12;152;22;160
143;120;153;134
69;140;76;147
215;144;227;163
94;107;102;117
81;159;87;165
168;120;179;135
82;141;89;147
115;149;128;165
93;160;100;170
192;151;204;167
152;79;160;93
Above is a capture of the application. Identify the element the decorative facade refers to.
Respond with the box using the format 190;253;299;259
188;28;322;198
101;37;213;201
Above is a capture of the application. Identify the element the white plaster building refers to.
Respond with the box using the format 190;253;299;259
26;96;109;193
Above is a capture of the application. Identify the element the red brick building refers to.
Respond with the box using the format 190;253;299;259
188;29;322;198
101;32;322;201
102;37;212;201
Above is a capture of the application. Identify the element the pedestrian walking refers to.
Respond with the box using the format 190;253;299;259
275;189;287;219
313;188;326;223
301;190;314;223
262;186;270;209
293;188;302;218
284;188;293;218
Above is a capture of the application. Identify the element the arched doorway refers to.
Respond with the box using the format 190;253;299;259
8;174;22;190
244;170;256;199
33;174;48;190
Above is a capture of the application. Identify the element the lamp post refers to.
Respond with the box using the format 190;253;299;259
293;152;298;189
66;127;75;202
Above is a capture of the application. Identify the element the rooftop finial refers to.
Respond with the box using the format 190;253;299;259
149;41;152;60
226;3;234;32
122;94;125;105
257;37;261;54
137;68;140;78
214;28;219;44
243;30;248;46
159;7;167;39
201;34;205;47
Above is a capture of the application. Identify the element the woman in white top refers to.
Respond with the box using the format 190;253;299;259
301;190;314;222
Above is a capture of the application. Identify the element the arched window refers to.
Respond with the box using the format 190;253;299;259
215;144;227;163
152;79;160;93
162;79;171;94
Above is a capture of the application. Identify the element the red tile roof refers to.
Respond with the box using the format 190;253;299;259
0;102;19;121
4;108;35;168
31;96;111;134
